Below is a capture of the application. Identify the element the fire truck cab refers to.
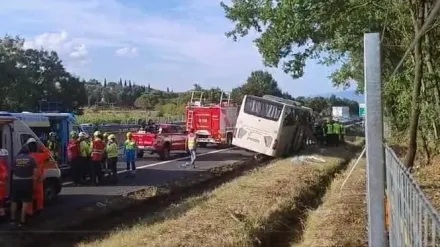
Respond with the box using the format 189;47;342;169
185;91;238;147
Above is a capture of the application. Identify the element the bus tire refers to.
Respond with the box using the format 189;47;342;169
137;151;144;158
198;143;207;148
226;133;233;147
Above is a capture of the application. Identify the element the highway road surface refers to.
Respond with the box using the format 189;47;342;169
31;146;255;222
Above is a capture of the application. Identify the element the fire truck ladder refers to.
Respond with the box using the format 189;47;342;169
189;91;205;105
186;109;194;131
219;91;233;106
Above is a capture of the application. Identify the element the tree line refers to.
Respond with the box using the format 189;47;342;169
220;0;440;168
0;35;358;119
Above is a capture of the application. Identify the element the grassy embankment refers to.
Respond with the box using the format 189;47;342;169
293;158;367;247
79;141;362;247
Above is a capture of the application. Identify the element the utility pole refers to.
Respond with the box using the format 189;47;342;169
364;32;387;247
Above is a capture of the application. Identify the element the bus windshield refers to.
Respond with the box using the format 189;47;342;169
243;96;283;121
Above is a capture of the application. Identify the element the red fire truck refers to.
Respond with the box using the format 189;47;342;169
185;91;238;147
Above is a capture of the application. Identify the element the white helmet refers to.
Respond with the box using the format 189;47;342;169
25;138;37;145
0;149;8;156
93;131;101;137
79;132;88;138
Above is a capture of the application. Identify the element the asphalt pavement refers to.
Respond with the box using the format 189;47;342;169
36;146;255;221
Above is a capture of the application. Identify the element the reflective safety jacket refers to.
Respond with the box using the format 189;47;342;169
332;123;341;134
326;123;333;134
91;138;105;161
187;133;197;150
106;142;118;159
79;140;90;157
340;125;346;135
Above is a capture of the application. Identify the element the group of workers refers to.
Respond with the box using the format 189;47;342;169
67;130;138;186
0;138;51;226
315;119;346;146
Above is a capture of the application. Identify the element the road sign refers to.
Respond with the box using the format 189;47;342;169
359;103;366;117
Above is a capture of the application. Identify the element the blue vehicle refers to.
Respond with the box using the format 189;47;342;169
9;112;85;171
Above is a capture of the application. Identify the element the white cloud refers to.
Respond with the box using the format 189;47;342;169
115;46;138;57
0;0;342;96
23;30;88;64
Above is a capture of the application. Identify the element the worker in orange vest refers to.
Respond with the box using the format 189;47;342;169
90;131;105;186
0;149;9;217
25;138;50;216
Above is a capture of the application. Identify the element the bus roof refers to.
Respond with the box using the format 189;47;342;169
9;113;51;127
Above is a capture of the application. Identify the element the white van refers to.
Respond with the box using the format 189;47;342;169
0;113;62;204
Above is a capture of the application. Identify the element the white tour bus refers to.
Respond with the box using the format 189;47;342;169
232;95;313;157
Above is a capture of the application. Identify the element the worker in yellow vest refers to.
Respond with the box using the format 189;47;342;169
325;120;334;146
182;128;197;168
332;121;341;146
340;123;346;143
106;134;119;184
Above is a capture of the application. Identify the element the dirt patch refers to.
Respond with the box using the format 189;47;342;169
1;154;270;247
292;158;367;247
78;143;362;247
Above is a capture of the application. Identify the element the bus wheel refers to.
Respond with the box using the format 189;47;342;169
226;133;233;147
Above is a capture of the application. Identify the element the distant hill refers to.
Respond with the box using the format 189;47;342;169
309;90;364;103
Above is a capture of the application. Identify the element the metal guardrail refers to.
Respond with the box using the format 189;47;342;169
385;145;440;246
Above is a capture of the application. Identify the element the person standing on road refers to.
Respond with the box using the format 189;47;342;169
102;132;109;175
0;149;9;217
10;144;39;227
325;120;334;146
332;121;341;146
47;132;60;162
91;131;105;186
340;123;346;143
124;132;137;177
182;128;197;168
106;134;119;184
25;138;51;216
78;132;91;183
68;131;82;186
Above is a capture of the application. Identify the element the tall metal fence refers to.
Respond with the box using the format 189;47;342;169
385;145;440;246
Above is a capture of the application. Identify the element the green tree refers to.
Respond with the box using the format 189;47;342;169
134;93;158;112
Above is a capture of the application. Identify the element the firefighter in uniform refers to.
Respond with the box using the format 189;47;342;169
90;131;105;186
0;149;9;217
106;134;119;184
78;132;91;182
25;138;51;216
47;132;60;162
332;121;341;146
68;131;82;186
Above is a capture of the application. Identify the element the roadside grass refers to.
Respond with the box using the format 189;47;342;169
77;108;147;124
77;108;184;124
292;158;367;247
78;143;360;247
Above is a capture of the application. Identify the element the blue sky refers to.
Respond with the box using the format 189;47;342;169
0;0;353;97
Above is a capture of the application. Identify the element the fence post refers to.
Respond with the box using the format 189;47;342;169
364;32;387;247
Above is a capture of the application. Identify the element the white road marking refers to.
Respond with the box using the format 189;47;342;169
62;147;236;186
